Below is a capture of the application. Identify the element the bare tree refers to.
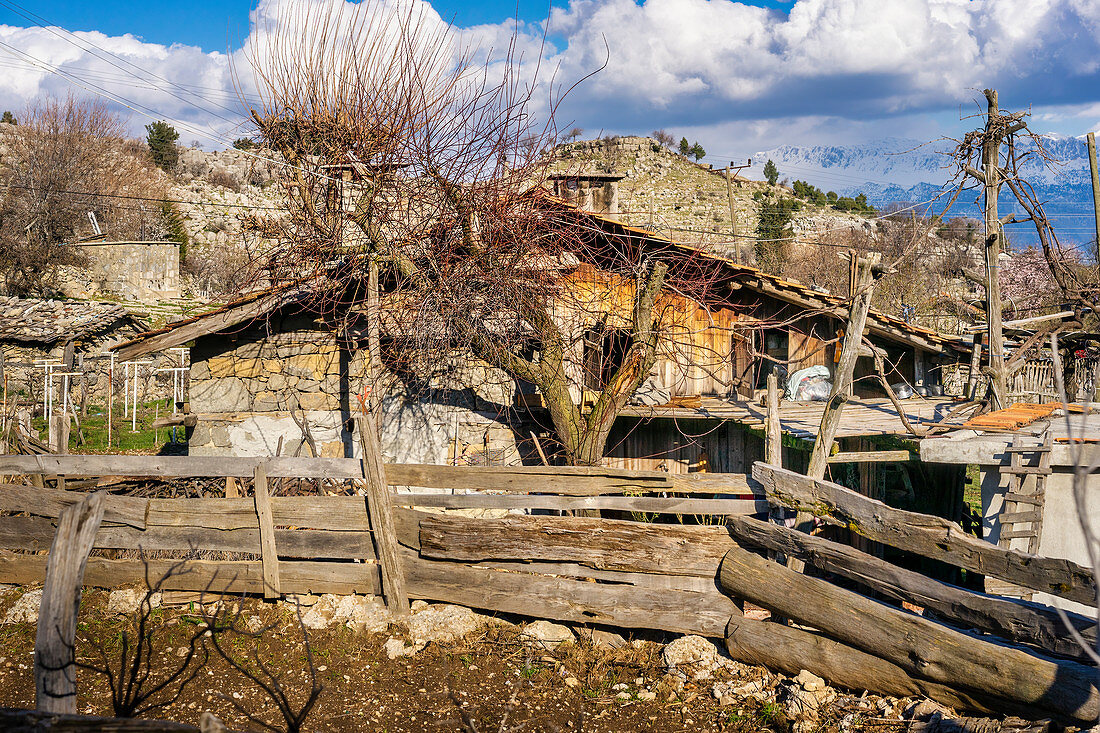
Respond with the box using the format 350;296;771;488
947;89;1100;407
242;0;728;465
0;94;169;295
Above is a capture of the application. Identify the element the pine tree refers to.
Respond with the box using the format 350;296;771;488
679;137;691;156
763;159;779;186
157;200;189;260
232;137;255;150
690;142;706;161
146;121;180;171
1;111;16;125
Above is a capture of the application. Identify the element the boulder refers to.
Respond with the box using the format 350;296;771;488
662;635;730;681
107;589;162;616
408;603;486;645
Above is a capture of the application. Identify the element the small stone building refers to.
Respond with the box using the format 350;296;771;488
0;296;149;405
58;241;181;302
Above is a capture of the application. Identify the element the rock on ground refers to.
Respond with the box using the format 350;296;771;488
662;635;734;681
2;589;42;624
107;589;162;616
384;637;426;659
408;603;487;645
520;620;575;649
291;594;392;632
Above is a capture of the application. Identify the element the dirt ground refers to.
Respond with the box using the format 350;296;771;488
0;587;920;732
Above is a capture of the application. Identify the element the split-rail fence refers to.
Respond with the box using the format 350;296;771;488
0;455;1098;723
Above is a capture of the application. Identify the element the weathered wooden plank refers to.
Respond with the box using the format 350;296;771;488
146;496;372;531
252;465;280;599
0;484;147;529
725;616;1029;718
35;493;104;714
394;493;766;515
0;556;381;596
418;513;733;577
754;462;1098;607
718;542;1100;723
0;516;376;559
725;515;1097;662
826;450;912;463
404;550;737;637
358;415;409;616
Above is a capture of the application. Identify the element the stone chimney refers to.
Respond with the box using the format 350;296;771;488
549;173;625;215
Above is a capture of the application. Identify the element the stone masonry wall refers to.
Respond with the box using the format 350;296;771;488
186;325;527;464
59;242;181;302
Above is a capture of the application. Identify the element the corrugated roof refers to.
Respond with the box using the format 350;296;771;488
0;296;143;345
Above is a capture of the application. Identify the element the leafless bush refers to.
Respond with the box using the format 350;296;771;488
0;93;167;295
205;169;241;192
75;560;210;718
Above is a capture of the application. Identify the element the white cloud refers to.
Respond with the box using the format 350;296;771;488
0;0;1096;151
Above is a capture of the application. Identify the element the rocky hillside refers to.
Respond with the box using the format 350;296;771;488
550;136;873;262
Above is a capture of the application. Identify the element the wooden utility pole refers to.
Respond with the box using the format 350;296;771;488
725;164;739;263
981;89;1008;409
807;253;879;479
1088;131;1100;266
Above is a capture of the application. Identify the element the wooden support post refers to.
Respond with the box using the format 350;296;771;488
807;253;878;479
530;431;550;466
1088;131;1100;267
966;333;983;401
35;492;104;714
981;89;1008;410
356;414;409;616
765;372;781;467
718;541;1100;723
252;464;280;600
225;476;239;498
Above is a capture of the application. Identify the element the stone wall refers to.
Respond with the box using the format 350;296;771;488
59;242;181;302
186;323;527;464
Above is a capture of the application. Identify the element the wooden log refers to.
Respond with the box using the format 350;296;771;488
725;616;1022;718
0;484;147;529
357;415;409;616
35;492;105;714
393;493;765;515
718;541;1100;723
754;462;1098;607
0;516;377;559
0;556;381;597
725;515;1097;661
404;550;738;637
418;513;733;577
252;465;279;599
0;707;205;732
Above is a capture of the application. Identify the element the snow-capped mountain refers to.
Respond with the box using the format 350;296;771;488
754;136;1096;245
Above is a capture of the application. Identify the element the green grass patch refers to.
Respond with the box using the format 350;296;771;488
32;400;186;455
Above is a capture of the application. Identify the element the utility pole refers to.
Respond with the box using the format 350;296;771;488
725;159;751;264
1088;132;1100;267
981;89;1008;409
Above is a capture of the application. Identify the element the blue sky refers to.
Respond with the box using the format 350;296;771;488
0;0;1097;180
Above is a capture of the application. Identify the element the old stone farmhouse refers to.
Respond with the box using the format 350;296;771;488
0;296;149;404
113;199;970;476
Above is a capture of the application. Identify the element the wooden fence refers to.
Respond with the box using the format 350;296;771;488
2;455;1099;723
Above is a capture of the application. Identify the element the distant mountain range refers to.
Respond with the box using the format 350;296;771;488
754;136;1097;248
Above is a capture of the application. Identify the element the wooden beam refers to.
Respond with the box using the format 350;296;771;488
112;289;291;362
0;708;207;732
725;515;1097;662
393;493;766;515
753;462;1098;607
765;372;781;467
718;542;1100;723
0;484;147;529
35;493;104;714
826;450;912;464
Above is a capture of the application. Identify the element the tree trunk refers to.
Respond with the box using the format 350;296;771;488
983;88;1008;409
